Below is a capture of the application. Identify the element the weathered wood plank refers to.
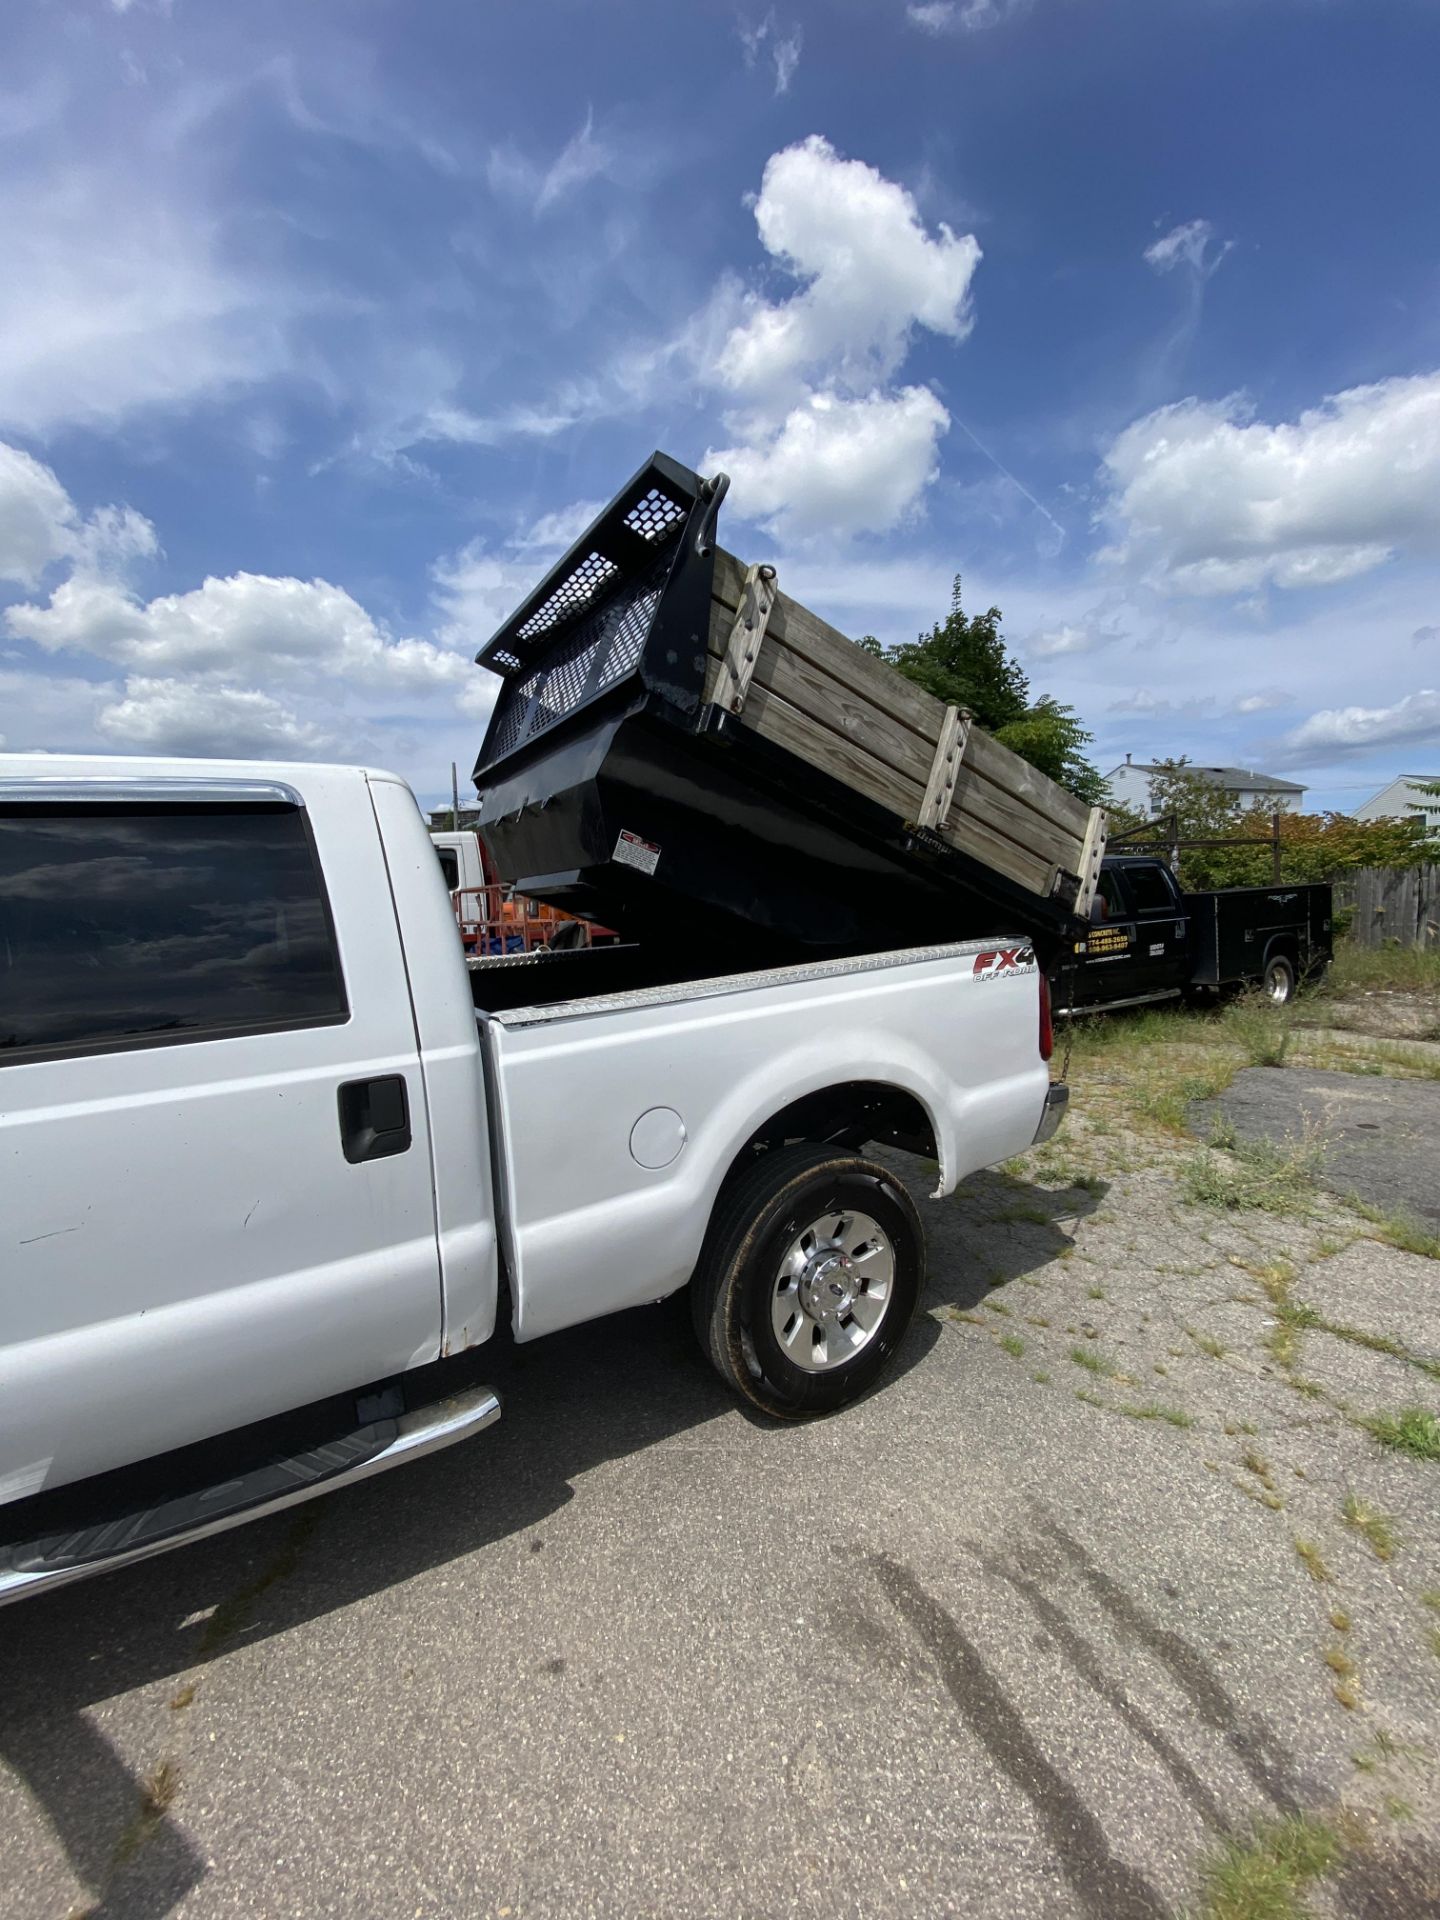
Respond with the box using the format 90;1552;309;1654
714;547;1091;843
961;725;1091;840
735;675;1057;897
706;629;1082;875
706;635;938;792
711;550;941;745
948;765;1080;880
736;678;925;819
709;543;1104;900
942;811;1058;900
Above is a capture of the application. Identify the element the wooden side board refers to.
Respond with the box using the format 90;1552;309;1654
706;546;1092;901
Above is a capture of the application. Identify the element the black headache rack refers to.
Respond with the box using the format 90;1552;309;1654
472;451;1088;965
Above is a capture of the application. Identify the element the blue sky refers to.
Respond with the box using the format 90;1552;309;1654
2;0;1438;812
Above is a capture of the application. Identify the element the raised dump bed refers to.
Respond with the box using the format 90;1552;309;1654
470;452;1106;966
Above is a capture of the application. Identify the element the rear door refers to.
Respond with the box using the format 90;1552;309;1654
1;772;443;1502
1120;859;1190;995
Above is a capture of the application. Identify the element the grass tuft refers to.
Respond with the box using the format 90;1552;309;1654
1116;1400;1193;1429
1363;1406;1440;1462
1222;994;1294;1068
1348;1197;1440;1262
1194;1814;1341;1920
1070;1345;1120;1378
1294;1538;1331;1583
998;1332;1025;1359
1341;1491;1397;1561
1183;1136;1319;1216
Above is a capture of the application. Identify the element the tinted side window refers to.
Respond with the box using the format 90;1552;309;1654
1124;863;1178;914
0;804;348;1062
1094;869;1128;919
435;847;460;890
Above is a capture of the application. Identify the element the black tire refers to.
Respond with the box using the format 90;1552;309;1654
691;1143;925;1419
1262;953;1296;1006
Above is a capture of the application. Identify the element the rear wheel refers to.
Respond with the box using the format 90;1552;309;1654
1263;953;1296;1005
691;1144;924;1418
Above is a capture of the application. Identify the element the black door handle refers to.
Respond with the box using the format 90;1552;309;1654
338;1075;412;1164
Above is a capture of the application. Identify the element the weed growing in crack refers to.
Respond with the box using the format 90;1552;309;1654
1341;1491;1398;1561
1364;1406;1440;1462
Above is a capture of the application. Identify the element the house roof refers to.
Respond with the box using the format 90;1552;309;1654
1108;762;1305;794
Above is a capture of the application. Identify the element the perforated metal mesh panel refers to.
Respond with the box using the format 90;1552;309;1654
483;555;671;765
515;551;620;644
623;487;687;543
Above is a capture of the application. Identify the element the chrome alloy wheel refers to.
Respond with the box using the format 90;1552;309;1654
1265;958;1293;1004
769;1209;895;1373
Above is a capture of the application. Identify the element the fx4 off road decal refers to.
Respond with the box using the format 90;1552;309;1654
972;946;1036;981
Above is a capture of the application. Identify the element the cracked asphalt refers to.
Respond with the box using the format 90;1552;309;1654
2;1065;1439;1918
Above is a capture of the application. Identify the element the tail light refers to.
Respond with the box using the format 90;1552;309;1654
1038;970;1054;1062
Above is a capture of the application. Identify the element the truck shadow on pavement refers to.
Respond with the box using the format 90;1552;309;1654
0;1162;1098;1920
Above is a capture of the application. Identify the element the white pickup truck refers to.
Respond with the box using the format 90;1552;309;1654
0;752;1066;1603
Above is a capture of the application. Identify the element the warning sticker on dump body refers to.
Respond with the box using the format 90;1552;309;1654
613;829;661;876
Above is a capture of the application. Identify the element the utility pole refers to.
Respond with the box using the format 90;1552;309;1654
451;762;460;833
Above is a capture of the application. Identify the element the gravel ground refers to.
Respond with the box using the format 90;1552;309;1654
2;1058;1438;1919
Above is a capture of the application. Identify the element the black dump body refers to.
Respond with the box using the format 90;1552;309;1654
471;452;1086;969
1188;883;1333;988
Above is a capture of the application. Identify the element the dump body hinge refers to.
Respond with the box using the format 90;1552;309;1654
915;704;971;832
1073;805;1109;921
712;562;778;715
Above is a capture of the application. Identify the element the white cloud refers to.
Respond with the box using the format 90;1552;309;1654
905;0;1032;33
95;679;334;759
696;138;979;540
6;569;491;712
486;108;614;216
1143;218;1232;279
707;387;949;541
715;135;980;404
1098;371;1440;595
1233;689;1291;714
738;13;803;95
1107;688;1216;717
0;440;158;588
773;31;803;93
0;166;300;436
510;499;603;558
1026;621;1112;659
1277;689;1440;762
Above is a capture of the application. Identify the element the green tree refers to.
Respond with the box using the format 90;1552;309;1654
993;697;1110;809
875;578;1030;731
860;577;1106;805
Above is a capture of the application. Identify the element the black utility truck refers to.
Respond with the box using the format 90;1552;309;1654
1059;853;1332;1014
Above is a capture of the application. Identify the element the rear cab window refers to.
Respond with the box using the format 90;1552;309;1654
0;802;348;1063
1123;863;1180;915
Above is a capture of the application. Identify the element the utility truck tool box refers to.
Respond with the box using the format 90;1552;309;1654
471;453;1106;962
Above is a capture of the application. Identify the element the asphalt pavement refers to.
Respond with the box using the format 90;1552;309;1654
2;1138;1438;1919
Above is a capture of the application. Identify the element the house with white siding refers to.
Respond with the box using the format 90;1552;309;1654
1106;756;1306;818
1354;776;1440;828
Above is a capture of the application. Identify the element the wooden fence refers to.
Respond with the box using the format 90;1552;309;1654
1333;864;1440;947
